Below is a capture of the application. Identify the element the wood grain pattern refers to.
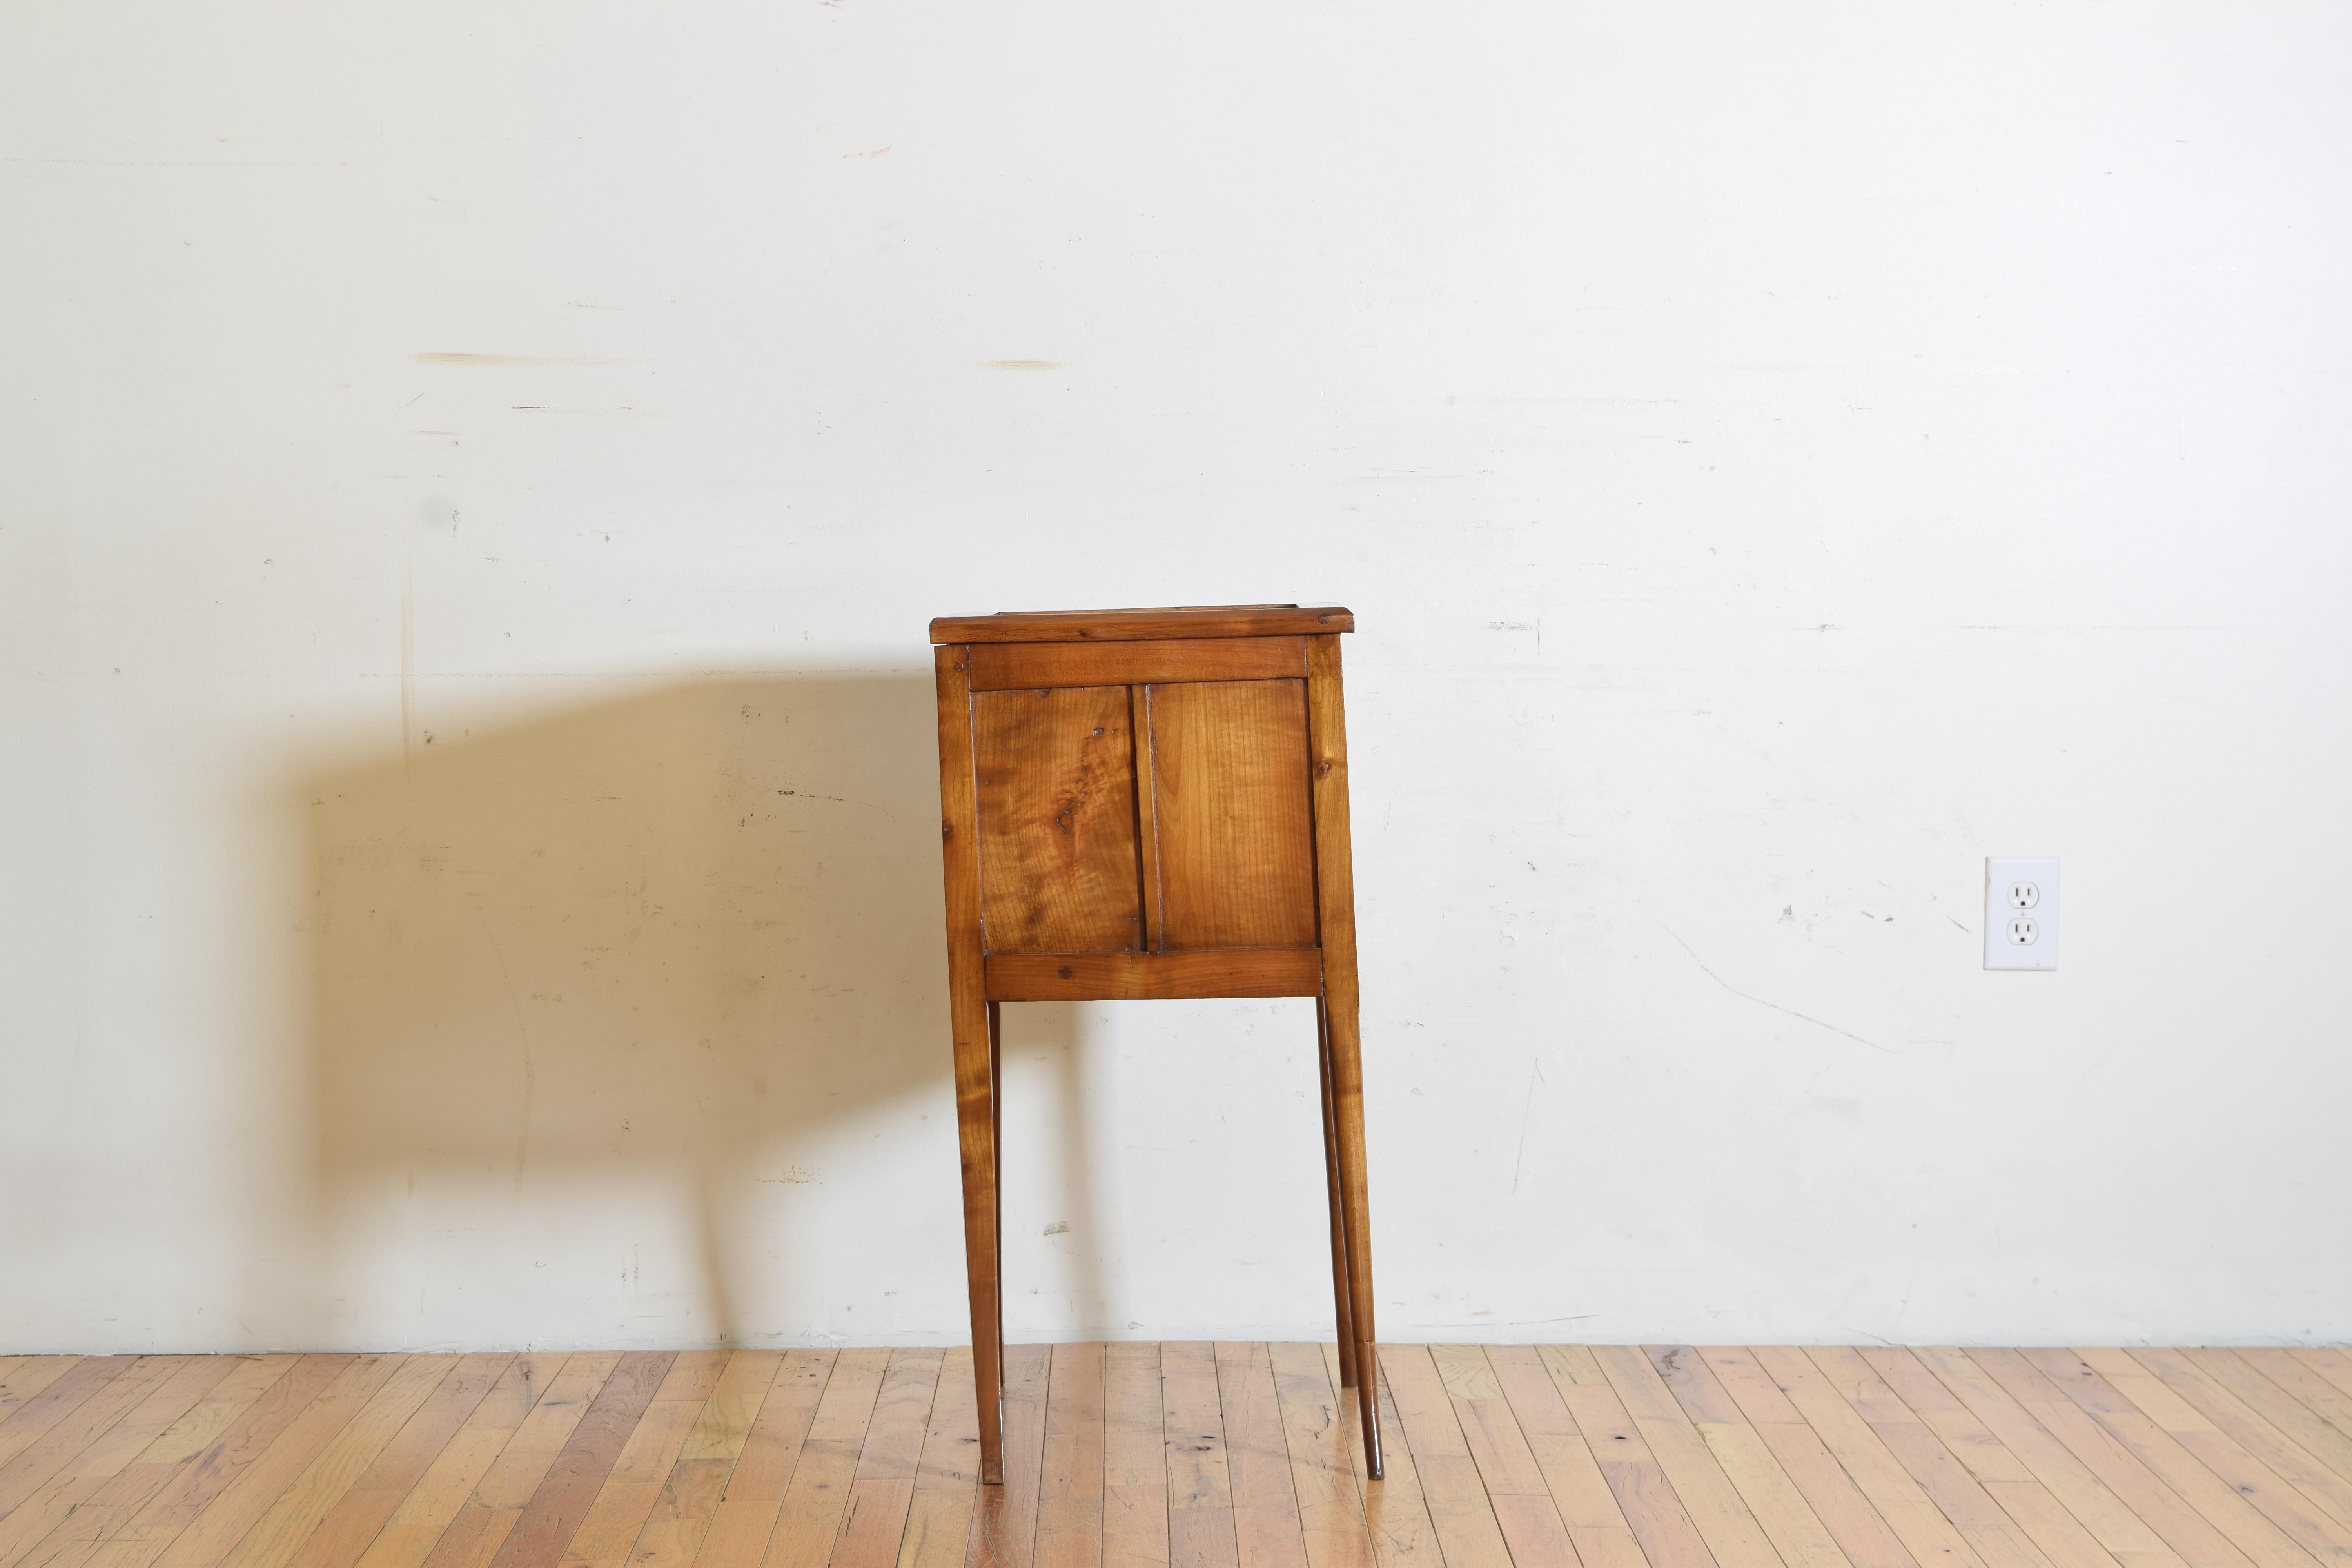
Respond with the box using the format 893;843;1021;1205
1098;1347;1164;1568
11;1346;2341;1568
1129;686;1164;953
931;608;1352;645
1266;1345;1370;1568
1375;1348;1512;1568
1160;1346;1236;1568
1319;1347;1438;1568
283;1356;512;1568
606;1352;779;1568
969;1346;1048;1568
967;641;1308;693
1033;1347;1105;1568
935;644;1003;1488
1305;637;1377;1482
348;1356;568;1568
1957;1348;2252;1568
212;1356;463;1568
1145;681;1316;952
2035;1350;2350;1566
2177;1353;2352;1491
931;607;1378;1486
1425;1348;1571;1568
0;1365;83;1429
897;1346;979;1568
1693;1349;1915;1568
1214;1345;1305;1568
0;1362;143;1473
0;1360;233;1568
829;1351;944;1568
982;950;1320;1003
155;1355;409;1568
2120;1349;2352;1535
15;1357;298;1568
486;1352;671;1568
972;686;1145;955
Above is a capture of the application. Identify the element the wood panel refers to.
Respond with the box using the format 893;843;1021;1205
984;949;1320;1003
931;608;1352;645
1145;680;1316;951
967;641;1308;693
972;686;1145;955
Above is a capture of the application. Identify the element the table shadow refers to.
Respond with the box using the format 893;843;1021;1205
295;671;1101;1346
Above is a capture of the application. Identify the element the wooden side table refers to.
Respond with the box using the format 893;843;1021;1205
931;604;1383;1482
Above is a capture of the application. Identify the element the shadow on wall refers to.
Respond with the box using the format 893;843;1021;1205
295;672;1098;1348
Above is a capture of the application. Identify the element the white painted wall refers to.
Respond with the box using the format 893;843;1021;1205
5;0;2348;1354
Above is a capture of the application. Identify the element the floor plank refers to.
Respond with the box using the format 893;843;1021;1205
1695;1349;1917;1568
1592;1347;1780;1568
351;1356;570;1568
2020;1352;2343;1568
2122;1352;2352;1534
698;1349;838;1568
1650;1346;1850;1568
604;1351;781;1568
1268;1345;1369;1568
1161;1344;1237;1568
828;1350;943;1568
1806;1348;2063;1568
1539;1345;1719;1568
0;1362;144;1472
11;1346;2350;1568
760;1350;888;1568
156;1355;410;1568
897;1347;978;1568
283;1355;513;1568
1319;1347;1438;1568
18;1357;300;1568
1749;1346;1992;1568
0;1366;85;1429
968;1345;1048;1568
2178;1357;2352;1492
1378;1345;1517;1568
214;1356;464;1568
1960;1350;2251;1568
0;1358;236;1568
421;1353;620;1568
490;1351;673;1568
1031;1345;1104;1568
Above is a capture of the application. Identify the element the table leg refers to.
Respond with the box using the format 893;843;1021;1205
955;995;1004;1483
1317;999;1359;1392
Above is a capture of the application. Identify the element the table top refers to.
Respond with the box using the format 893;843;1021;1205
929;604;1354;644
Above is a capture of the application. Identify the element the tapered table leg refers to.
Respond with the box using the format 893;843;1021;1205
1317;1000;1359;1391
1326;995;1380;1479
954;998;1004;1484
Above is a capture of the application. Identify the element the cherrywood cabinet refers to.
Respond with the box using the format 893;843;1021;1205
931;604;1383;1481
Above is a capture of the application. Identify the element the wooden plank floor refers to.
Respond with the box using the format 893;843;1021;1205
5;1347;2351;1568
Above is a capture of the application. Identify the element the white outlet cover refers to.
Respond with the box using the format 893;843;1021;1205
1985;857;2059;970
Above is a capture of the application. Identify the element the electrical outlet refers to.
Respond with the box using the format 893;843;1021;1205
1985;857;2058;970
